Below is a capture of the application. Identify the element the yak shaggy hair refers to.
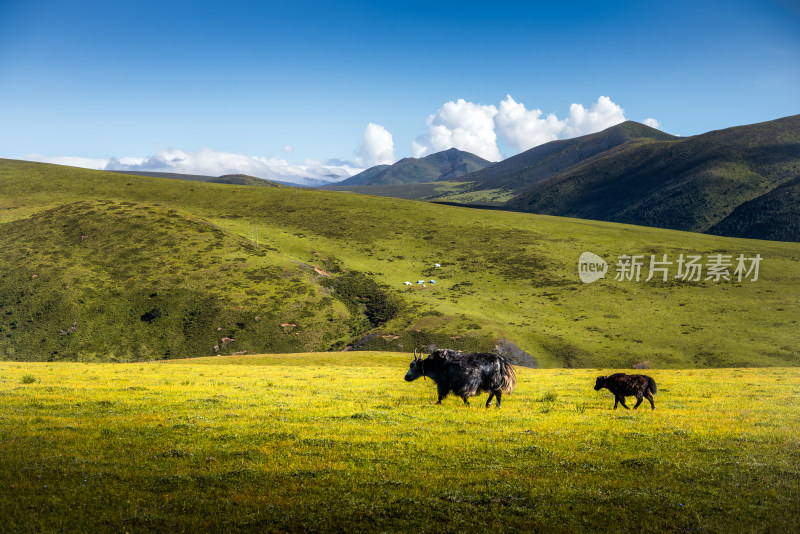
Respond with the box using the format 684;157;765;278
404;349;517;407
594;373;657;410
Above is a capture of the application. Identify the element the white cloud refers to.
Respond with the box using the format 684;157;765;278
563;96;627;137
24;148;362;186
412;99;501;161
495;95;628;152
643;118;661;129
355;123;395;167
494;96;565;152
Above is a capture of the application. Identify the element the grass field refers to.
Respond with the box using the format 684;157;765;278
2;355;799;532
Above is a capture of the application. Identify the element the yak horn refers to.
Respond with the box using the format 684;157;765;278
414;348;418;361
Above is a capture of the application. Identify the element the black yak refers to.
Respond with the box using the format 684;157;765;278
594;373;657;410
404;349;516;407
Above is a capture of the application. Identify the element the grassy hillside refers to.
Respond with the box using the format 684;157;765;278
0;200;352;361
2;358;799;532
334;148;491;186
1;158;799;366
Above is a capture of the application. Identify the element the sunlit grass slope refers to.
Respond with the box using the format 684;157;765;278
1;357;798;532
0;200;351;361
1;159;799;366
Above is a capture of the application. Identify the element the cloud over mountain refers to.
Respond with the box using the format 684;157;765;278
414;95;649;159
644;118;661;129
496;95;629;152
355;123;395;167
413;99;502;161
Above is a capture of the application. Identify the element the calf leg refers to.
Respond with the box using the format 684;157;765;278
645;391;655;410
462;396;470;406
494;390;502;408
485;392;495;408
633;395;643;409
618;396;630;410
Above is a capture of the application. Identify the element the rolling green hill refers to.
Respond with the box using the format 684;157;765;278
333;148;492;186
0;200;351;361
1;158;799;366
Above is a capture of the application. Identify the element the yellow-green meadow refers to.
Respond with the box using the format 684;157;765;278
2;354;798;532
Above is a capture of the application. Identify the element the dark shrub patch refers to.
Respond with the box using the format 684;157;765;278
322;271;403;328
140;307;162;323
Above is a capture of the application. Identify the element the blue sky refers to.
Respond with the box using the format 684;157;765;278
1;0;798;182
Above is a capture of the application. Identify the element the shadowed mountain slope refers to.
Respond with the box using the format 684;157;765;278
505;115;800;237
708;175;800;241
460;121;678;191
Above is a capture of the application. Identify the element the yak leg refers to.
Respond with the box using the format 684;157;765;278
485;392;495;408
494;390;502;408
633;395;643;409
437;385;449;405
462;396;470;406
645;391;655;410
618;396;630;410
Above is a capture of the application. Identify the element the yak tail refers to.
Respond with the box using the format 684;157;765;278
646;376;658;395
499;358;517;394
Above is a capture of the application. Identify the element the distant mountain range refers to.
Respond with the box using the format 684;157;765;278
207;174;282;187
110;170;218;182
333;115;800;242
334;148;492;186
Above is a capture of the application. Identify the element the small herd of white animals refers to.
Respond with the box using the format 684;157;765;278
404;263;441;287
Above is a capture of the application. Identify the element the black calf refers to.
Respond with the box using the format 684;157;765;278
594;373;657;410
